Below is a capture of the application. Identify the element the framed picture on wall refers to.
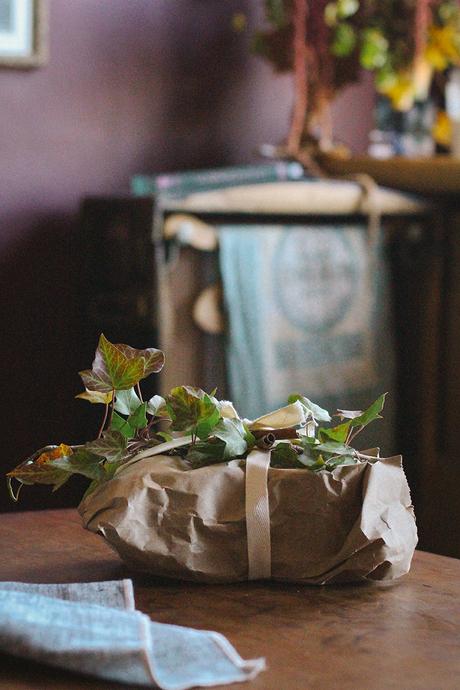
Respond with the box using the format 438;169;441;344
0;0;47;68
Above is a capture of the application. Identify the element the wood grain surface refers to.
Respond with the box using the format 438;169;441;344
0;509;459;690
318;153;460;194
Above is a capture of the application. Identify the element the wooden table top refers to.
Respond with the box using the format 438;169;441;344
0;509;459;690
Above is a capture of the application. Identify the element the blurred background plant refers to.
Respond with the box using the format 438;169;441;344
235;0;460;155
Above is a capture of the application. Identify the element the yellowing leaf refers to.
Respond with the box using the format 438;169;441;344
36;443;73;465
75;389;113;405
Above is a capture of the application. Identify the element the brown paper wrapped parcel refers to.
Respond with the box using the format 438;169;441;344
79;403;417;585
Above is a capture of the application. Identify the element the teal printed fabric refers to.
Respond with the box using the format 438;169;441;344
0;580;264;689
219;225;396;454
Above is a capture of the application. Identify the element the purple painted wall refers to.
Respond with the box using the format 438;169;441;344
0;1;374;510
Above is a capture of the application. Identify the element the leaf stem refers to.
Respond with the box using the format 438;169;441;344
136;382;143;402
354;451;379;462
347;425;364;444
7;477;23;502
108;389;115;428
97;403;109;438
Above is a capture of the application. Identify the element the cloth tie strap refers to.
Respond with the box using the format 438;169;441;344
245;450;272;580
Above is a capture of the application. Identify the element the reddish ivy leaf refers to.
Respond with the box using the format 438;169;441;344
7;461;71;490
79;334;165;393
115;343;165;377
79;368;114;394
85;430;127;463
93;334;145;391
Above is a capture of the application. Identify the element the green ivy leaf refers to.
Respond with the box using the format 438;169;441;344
212;418;248;459
128;402;148;432
110;403;148;440
50;449;105;480
270;442;302;468
196;405;221;440
85;431;127;463
185;439;227;469
325;454;358;471
288;393;331;422
315;440;353;456
318;421;351;444
318;395;386;445
349;393;386;429
111;411;135;439
114;387;142;415
297;453;326;471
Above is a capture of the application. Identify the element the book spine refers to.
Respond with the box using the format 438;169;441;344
131;162;304;197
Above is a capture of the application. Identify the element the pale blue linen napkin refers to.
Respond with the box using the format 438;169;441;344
0;580;265;689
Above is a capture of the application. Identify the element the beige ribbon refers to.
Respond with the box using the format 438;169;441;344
245;450;272;580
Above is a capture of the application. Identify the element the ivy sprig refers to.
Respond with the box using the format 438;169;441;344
6;334;388;503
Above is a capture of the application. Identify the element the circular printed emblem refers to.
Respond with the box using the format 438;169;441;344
273;227;359;333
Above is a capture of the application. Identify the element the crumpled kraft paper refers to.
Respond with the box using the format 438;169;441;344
78;452;417;585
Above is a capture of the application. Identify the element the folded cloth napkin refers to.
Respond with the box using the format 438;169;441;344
0;580;265;689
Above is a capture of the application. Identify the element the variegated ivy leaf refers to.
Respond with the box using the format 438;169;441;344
114;387;142;416
75;389;113;405
115;342;165;378
165;386;221;436
147;394;168;417
85;430;127;463
287;393;331;423
79;367;116;394
79;334;165;393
